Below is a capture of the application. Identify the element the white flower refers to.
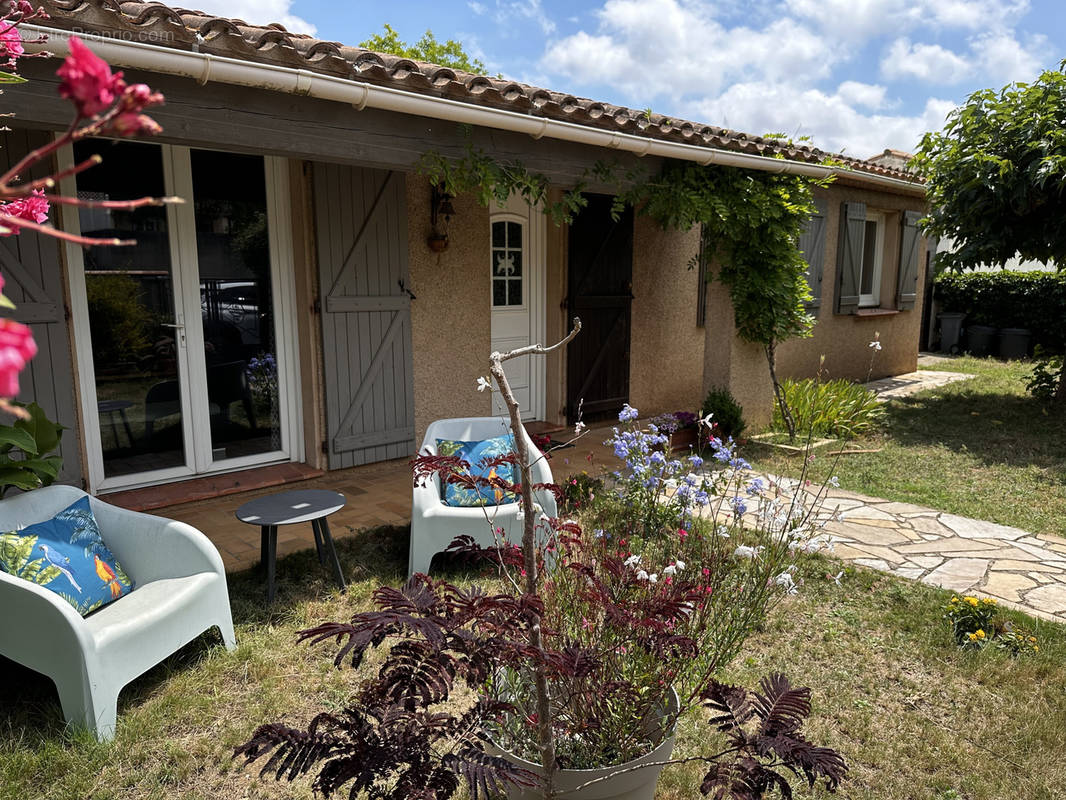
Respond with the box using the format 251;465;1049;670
679;602;694;617
636;569;649;581
733;545;758;559
830;570;844;586
774;571;799;595
868;340;882;351
716;525;731;539
674;559;686;571
698;411;714;430
476;375;492;392
574;420;587;434
647;573;658;584
662;564;677;576
624;554;641;568
828;476;840;488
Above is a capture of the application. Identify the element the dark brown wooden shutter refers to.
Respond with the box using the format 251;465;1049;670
799;197;828;314
896;210;922;311
835;201;866;315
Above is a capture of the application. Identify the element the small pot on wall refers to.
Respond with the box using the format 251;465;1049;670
427;233;449;253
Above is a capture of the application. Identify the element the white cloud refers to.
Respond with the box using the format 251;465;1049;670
971;30;1049;84
836;80;888;109
882;39;971;84
786;0;1030;37
190;0;316;35
470;0;557;35
688;83;956;157
541;0;837;101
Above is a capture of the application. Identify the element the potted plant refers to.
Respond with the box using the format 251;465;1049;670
648;410;699;454
234;326;846;799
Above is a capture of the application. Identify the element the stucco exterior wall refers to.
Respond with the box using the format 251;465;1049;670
629;218;705;416
702;269;775;427
777;181;928;382
408;178;491;445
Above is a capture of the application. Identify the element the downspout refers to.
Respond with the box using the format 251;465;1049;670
24;25;925;195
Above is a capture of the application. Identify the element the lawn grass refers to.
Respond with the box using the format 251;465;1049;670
1;520;1064;799
745;356;1066;536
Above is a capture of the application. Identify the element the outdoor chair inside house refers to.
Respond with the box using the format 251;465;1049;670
409;417;557;577
0;485;236;741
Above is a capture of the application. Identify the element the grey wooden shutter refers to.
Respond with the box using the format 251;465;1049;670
799;197;828;314
0;130;82;487
835;201;866;315
896;210;922;311
314;164;414;469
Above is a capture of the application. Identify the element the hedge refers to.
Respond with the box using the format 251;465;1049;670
934;271;1066;351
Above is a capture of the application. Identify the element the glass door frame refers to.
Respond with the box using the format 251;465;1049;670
59;141;303;494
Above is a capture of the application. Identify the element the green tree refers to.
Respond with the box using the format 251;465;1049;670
913;62;1066;403
360;23;487;74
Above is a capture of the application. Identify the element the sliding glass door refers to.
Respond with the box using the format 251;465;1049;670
62;141;300;492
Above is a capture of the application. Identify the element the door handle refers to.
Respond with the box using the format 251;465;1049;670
161;322;185;329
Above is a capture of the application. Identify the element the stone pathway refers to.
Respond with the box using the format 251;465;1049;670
862;369;972;400
814;488;1066;624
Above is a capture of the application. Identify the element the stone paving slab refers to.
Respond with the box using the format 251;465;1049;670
862;369;974;400
810;486;1066;624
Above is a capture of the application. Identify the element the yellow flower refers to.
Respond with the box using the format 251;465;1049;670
1028;636;1037;643
967;632;978;641
975;629;986;639
965;597;979;607
1033;645;1039;651
951;596;959;603
983;598;996;605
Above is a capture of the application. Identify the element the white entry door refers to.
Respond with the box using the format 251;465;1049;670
490;195;545;421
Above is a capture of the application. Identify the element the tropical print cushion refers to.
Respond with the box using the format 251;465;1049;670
436;434;518;507
0;496;133;616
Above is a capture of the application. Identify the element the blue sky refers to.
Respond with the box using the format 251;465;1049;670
207;0;1065;158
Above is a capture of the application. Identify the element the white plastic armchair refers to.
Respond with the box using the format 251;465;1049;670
0;485;235;741
409;417;558;577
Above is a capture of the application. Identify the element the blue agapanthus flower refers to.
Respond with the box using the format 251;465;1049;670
618;404;639;422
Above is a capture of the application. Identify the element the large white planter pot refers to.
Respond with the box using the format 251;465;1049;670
486;689;679;800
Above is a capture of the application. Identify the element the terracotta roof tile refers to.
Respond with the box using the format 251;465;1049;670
36;0;921;184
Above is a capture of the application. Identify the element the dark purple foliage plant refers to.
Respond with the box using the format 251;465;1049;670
235;331;846;799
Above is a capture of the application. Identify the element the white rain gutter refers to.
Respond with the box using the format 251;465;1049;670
24;25;925;195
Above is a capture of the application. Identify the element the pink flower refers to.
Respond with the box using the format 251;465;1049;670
0;23;24;68
104;112;162;137
678;528;688;540
581;617;592;630
0;318;37;396
119;83;163;113
56;36;124;118
0;190;50;235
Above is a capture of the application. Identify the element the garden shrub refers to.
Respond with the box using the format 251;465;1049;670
1026;347;1062;402
700;386;746;440
934;271;1066;350
772;378;883;439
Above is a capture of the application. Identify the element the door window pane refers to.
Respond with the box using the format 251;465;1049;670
74;140;186;478
491;220;523;307
190;150;280;460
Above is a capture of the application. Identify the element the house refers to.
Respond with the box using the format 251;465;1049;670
2;0;928;500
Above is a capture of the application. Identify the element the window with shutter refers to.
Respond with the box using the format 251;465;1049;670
858;211;886;307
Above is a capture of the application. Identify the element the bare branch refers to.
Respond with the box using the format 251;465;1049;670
493;317;581;363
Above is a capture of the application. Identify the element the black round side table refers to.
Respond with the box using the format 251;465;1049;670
235;489;347;602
